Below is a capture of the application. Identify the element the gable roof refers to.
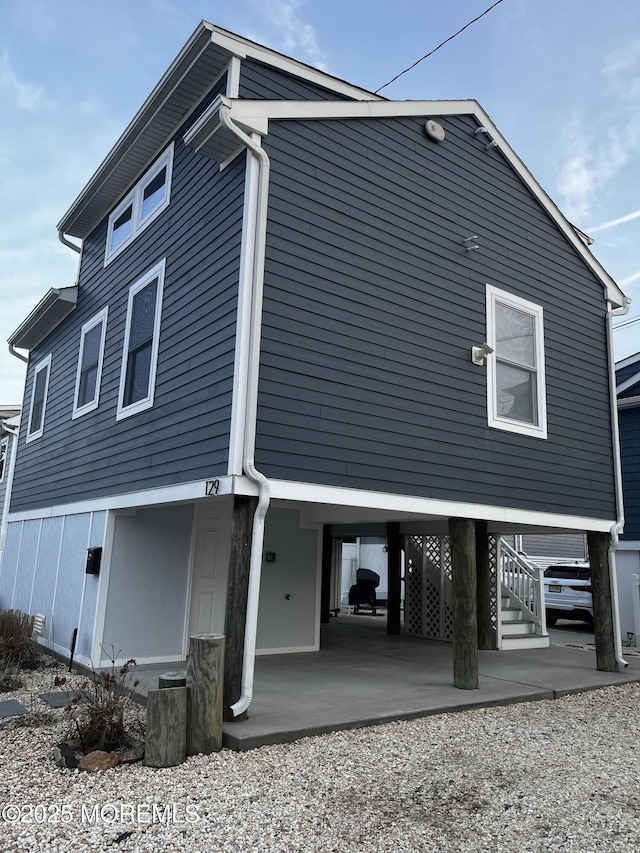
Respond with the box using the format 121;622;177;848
56;22;627;310
184;94;627;309
57;22;381;240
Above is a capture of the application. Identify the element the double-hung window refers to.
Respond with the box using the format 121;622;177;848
26;354;52;443
116;260;165;420
105;143;174;265
72;307;109;419
486;284;547;439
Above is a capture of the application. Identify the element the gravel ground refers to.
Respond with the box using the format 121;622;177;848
1;659;639;852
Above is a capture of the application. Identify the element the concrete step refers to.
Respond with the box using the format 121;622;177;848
501;634;550;650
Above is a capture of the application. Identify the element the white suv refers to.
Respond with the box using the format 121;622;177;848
544;562;593;627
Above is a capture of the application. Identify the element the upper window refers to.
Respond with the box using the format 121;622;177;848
26;354;52;443
0;436;7;482
105;143;174;265
72;307;109;420
116;260;166;421
486;285;547;440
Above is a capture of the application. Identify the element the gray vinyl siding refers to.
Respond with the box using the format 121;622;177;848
619;407;640;540
239;59;346;101
255;113;617;520
11;80;242;512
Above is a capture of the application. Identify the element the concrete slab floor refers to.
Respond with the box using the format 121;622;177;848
132;615;640;752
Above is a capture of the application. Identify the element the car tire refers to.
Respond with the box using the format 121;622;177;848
546;615;557;627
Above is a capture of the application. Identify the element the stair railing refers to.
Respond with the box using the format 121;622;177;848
497;538;548;642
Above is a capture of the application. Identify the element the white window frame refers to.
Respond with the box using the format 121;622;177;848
72;307;109;420
486;284;547;440
116;259;166;421
0;436;8;482
105;143;174;266
26;353;52;443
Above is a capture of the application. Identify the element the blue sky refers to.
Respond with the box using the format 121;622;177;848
1;0;639;403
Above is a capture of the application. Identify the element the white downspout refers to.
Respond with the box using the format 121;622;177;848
0;422;20;559
218;104;272;718
606;296;632;668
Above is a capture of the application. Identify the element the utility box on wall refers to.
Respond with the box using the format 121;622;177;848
85;547;102;575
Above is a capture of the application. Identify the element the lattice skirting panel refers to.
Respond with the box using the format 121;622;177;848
404;534;499;644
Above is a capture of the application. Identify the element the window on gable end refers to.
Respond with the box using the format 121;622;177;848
26;354;52;443
486;284;547;440
72;307;109;419
105;143;174;265
116;259;165;421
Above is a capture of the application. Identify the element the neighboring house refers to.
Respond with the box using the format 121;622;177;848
614;352;640;642
0;406;21;562
0;23;629;713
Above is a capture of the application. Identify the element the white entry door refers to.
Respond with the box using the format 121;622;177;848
187;503;229;641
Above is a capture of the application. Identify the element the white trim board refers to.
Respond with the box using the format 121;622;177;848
616;352;640;372
617;370;640;395
8;473;615;533
6;476;235;523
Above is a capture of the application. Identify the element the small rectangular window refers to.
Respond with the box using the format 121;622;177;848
26;354;52;442
0;437;7;482
486;285;547;439
105;144;174;265
116;260;165;420
72;307;109;419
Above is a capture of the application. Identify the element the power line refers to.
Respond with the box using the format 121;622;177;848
375;0;506;94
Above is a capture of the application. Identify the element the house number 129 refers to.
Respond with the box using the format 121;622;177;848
205;479;220;496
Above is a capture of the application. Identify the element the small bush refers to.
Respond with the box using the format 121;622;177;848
64;653;143;753
0;609;41;671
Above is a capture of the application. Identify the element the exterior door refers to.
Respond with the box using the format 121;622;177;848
187;502;229;640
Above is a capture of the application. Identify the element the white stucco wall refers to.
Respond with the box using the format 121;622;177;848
256;507;320;653
100;505;193;665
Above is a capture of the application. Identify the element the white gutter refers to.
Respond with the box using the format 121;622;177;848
606;296;632;668
0;421;20;557
218;103;272;718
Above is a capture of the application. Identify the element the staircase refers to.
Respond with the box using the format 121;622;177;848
497;540;549;650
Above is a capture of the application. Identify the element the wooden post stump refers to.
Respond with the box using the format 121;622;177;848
587;531;619;673
144;686;187;767
449;517;479;689
475;521;493;650
386;522;402;635
187;633;225;755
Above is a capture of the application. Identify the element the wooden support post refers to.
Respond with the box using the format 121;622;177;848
386;522;402;635
475;521;493;650
587;531;619;673
321;525;332;623
449;517;479;689
223;494;257;721
187;633;225;754
144;686;187;767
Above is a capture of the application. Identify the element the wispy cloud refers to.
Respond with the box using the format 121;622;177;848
557;40;640;224
0;53;42;110
588;209;640;233
250;0;327;70
619;271;640;288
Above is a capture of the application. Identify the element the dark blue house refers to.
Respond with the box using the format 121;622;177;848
615;352;640;640
0;23;629;712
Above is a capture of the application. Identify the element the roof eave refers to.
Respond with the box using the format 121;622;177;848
8;286;78;351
